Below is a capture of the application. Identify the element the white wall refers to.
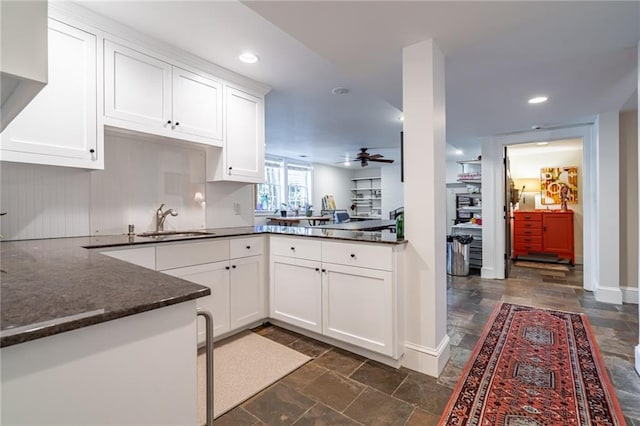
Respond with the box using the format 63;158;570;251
445;161;461;184
619;110;638;292
313;163;352;213
206;182;254;228
509;141;584;263
381;165;403;218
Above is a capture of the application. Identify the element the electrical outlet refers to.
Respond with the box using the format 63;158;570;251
233;203;241;215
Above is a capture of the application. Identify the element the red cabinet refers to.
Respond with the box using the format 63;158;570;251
513;210;574;265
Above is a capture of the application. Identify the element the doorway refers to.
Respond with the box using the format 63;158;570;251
504;138;584;279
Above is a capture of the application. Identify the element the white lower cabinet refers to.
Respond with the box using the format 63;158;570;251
323;264;394;356
162;261;231;341
270;256;322;333
269;236;403;359
229;255;266;330
100;236;266;342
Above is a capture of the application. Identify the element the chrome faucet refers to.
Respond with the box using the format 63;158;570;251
156;204;178;232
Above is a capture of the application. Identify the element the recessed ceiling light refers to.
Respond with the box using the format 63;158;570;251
536;142;549;146
331;87;350;95
455;150;464;155
239;52;259;64
528;96;548;104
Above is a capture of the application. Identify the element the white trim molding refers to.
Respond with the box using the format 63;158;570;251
621;286;639;304
595;285;623;304
403;335;451;377
635;345;640;376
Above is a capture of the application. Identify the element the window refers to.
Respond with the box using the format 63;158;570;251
287;163;312;209
255;159;284;212
255;157;312;213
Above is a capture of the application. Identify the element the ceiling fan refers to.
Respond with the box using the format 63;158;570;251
350;148;395;167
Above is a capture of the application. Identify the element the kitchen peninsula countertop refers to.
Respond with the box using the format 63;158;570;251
1;225;406;348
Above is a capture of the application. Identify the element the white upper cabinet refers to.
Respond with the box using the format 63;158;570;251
172;67;223;141
104;41;172;129
103;41;223;146
207;85;265;183
1;19;100;169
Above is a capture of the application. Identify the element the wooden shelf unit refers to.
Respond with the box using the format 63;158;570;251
350;176;382;219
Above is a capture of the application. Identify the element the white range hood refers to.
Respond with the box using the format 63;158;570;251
0;0;48;132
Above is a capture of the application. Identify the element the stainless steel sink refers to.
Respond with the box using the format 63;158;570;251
137;230;215;238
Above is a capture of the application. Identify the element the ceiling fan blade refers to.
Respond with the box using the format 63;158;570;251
368;154;384;159
369;158;394;163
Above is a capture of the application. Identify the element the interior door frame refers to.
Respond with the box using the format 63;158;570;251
481;124;592;291
503;146;512;278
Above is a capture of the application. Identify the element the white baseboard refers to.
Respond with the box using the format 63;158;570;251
402;335;450;377
481;266;497;279
621;286;639;304
636;345;640;376
595;286;623;304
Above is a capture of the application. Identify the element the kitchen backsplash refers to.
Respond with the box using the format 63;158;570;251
90;132;207;235
1;132;254;240
0;161;91;240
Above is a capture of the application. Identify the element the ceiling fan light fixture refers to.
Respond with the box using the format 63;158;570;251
239;52;259;64
331;87;350;95
528;96;548;104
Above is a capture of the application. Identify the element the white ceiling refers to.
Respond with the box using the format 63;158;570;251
76;1;639;168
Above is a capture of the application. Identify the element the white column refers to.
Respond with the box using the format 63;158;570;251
480;136;503;279
402;39;449;377
594;111;623;304
635;40;639;376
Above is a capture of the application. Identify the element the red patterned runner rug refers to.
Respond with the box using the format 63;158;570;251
439;302;626;425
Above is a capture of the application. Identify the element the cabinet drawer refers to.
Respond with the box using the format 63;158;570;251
515;242;543;252
321;241;392;271
514;212;542;222
514;221;542;231
230;236;264;259
514;227;541;237
156;239;229;270
270;236;321;260
515;236;542;246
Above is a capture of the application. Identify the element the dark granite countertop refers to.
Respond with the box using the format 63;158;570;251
0;237;210;348
1;225;406;348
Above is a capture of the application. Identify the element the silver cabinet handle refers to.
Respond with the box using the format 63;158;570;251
197;308;214;426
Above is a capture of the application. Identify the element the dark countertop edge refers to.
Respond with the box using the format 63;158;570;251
83;228;408;249
0;287;210;348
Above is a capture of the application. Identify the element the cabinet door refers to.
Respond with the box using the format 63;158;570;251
224;86;264;182
172;67;223;143
270;256;322;333
1;19;99;169
542;214;573;254
323;263;394;356
100;247;156;270
104;41;172;129
162;261;231;341
229;255;265;330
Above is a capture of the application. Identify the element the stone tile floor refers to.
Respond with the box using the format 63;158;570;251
214;264;640;425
